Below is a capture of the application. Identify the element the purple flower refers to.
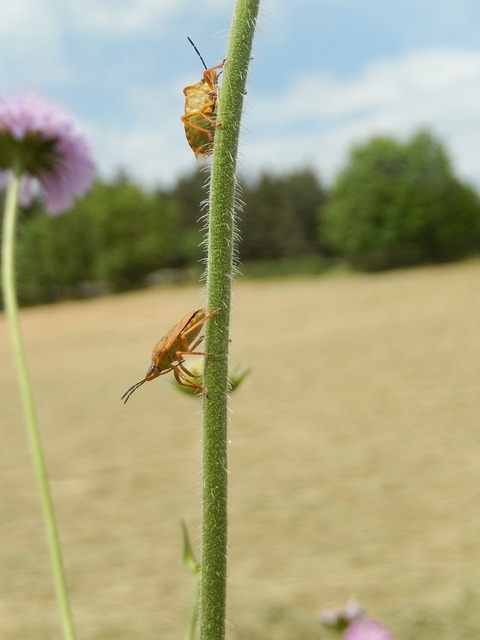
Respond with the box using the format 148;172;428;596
345;619;393;640
0;93;94;214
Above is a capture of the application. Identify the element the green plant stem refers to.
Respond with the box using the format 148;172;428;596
1;170;77;640
200;1;260;638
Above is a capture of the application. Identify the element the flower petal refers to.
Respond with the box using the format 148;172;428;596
0;93;95;214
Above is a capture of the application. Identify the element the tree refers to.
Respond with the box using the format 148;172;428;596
239;168;327;261
165;169;208;265
88;178;180;291
321;130;480;271
15;201;95;305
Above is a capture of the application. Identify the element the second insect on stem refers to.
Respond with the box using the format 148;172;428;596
121;308;221;403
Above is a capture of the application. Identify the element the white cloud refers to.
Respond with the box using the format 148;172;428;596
85;47;480;190
246;48;480;186
64;0;230;34
0;0;54;34
87;81;197;185
0;0;65;85
65;0;182;34
4;0;478;194
254;48;480;122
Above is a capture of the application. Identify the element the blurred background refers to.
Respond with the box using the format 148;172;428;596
2;0;480;188
1;1;480;639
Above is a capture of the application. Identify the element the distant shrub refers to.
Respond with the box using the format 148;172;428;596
321;130;480;271
85;178;180;292
240;168;327;261
16;205;95;305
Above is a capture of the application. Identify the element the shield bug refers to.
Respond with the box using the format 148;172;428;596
121;307;220;403
181;37;224;157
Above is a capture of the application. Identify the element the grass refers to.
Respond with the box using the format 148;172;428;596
0;261;479;639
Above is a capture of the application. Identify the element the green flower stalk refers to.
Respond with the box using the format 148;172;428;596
200;1;260;638
0;93;94;640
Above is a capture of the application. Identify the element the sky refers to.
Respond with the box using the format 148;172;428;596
2;0;480;190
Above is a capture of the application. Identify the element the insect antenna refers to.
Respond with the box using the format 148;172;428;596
121;379;146;404
187;36;208;71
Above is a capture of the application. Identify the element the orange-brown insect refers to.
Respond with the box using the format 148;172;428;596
181;37;224;157
121;308;220;404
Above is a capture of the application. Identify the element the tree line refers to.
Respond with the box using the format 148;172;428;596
3;129;480;306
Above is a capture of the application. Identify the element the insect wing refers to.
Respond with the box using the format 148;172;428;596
153;309;198;353
153;309;204;356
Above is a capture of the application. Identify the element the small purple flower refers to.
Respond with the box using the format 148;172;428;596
0;93;94;214
345;619;393;640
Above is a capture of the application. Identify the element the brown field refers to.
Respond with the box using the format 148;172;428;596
0;262;479;639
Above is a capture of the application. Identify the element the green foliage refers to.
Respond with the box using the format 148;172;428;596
240;168;327;260
16;204;94;305
86;177;180;291
4;135;480;307
322;130;480;271
165;169;208;266
11;175;183;304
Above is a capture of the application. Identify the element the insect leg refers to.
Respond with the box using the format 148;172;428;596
202;63;225;95
173;364;209;395
178;361;195;377
182;308;221;341
181;107;219;134
189;335;204;351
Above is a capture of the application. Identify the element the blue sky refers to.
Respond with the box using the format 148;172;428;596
2;0;480;189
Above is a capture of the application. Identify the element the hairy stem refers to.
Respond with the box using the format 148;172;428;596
1;170;77;640
200;1;260;638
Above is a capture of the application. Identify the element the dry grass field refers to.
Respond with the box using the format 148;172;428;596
0;261;479;639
